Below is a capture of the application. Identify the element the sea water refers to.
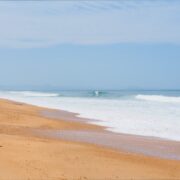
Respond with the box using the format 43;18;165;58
0;90;180;141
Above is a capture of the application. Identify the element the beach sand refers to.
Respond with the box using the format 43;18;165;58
0;99;180;179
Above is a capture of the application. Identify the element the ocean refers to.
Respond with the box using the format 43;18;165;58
0;90;180;141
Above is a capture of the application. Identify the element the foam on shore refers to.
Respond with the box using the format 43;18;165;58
0;90;180;141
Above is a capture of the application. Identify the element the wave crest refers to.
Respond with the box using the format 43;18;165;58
9;91;59;97
136;94;180;103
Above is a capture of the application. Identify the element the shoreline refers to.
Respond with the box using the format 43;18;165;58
1;95;180;142
41;108;180;143
2;98;180;160
40;109;180;160
0;98;180;179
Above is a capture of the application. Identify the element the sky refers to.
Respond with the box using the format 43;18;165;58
0;0;180;90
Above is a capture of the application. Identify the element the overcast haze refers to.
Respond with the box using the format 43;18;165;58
0;0;180;90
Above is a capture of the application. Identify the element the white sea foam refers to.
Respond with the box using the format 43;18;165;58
0;90;180;141
136;94;180;103
9;91;59;97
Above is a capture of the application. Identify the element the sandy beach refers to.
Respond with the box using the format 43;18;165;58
0;99;180;180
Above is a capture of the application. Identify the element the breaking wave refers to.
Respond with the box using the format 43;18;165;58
9;91;59;97
136;94;180;103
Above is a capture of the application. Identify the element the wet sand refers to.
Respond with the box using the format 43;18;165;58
0;99;180;179
41;109;180;160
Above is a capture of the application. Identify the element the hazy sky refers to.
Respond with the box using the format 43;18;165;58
0;0;180;90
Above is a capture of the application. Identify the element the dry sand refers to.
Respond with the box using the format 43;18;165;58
0;99;180;179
